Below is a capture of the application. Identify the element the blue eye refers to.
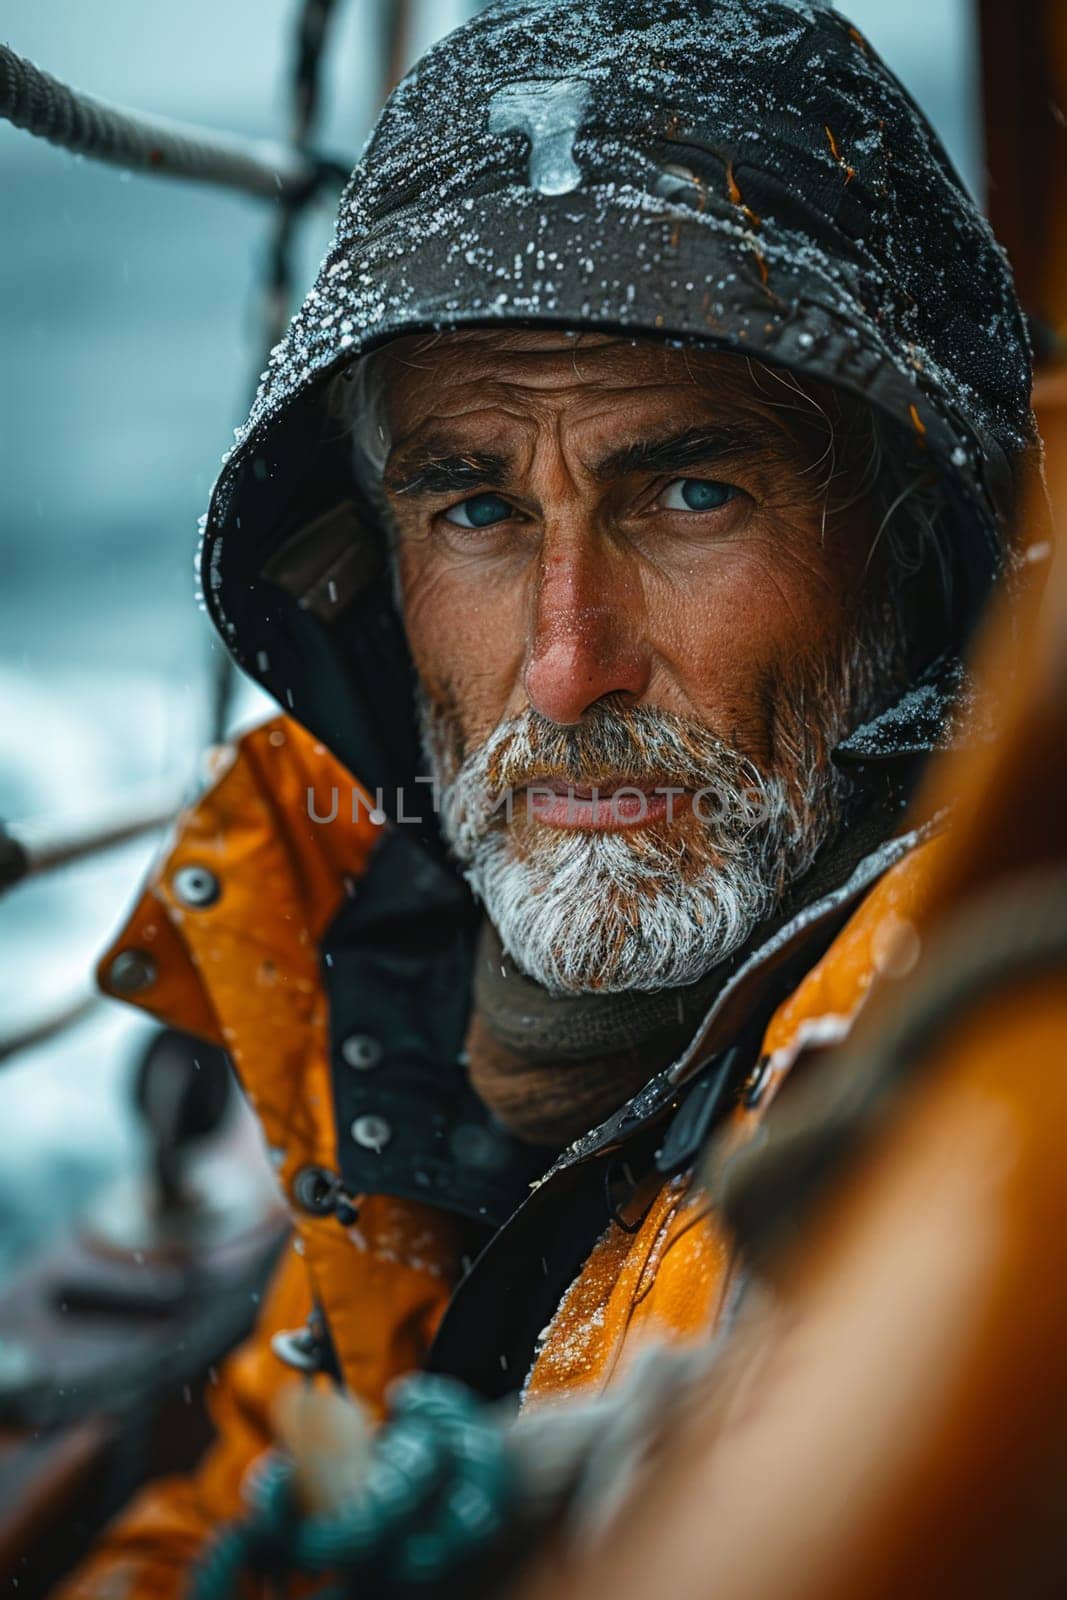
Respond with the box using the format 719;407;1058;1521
443;493;512;528
660;478;736;511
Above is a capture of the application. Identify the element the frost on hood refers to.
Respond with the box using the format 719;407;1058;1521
836;655;971;761
223;0;1032;483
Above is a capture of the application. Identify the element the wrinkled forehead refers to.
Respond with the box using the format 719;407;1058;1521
372;327;767;411
342;327;846;493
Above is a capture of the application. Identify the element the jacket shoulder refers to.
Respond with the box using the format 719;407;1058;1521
96;716;382;1042
761;829;948;1074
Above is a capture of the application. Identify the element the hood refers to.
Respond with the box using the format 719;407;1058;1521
201;0;1039;831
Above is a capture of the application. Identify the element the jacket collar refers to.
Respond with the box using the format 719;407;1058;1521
324;789;941;1227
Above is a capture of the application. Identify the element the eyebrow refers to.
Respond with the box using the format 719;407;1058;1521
591;424;771;480
384;423;773;499
385;450;511;497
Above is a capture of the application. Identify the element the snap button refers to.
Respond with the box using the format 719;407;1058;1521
107;949;157;994
291;1165;340;1216
351;1113;392;1152
270;1324;322;1374
172;864;221;908
340;1033;382;1071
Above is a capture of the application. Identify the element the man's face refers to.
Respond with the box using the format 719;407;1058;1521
372;329;892;993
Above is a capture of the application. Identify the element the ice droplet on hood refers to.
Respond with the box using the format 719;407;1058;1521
488;78;593;196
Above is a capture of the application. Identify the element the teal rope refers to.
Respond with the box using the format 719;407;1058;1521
188;1375;514;1600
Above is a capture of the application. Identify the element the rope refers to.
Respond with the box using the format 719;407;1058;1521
190;1376;515;1600
0;40;347;204
189;1344;728;1597
208;0;350;744
377;0;414;105
258;0;346;359
0;992;101;1067
0;10;355;1055
291;0;344;147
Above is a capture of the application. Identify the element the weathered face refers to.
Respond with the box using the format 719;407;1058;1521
369;328;893;992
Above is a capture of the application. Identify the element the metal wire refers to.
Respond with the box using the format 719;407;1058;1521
0;4;356;1061
0;40;347;204
0;787;183;897
258;0;347;363
209;0;350;744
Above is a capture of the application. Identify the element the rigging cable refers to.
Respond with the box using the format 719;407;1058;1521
0;40;347;204
209;0;349;743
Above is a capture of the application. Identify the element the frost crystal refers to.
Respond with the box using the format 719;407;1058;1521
488;78;592;196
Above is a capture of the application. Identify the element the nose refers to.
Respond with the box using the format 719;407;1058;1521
523;535;651;725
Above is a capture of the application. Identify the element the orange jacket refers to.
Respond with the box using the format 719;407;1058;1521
509;391;1067;1600
57;717;943;1597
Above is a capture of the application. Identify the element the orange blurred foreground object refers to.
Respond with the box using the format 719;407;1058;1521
508;386;1067;1600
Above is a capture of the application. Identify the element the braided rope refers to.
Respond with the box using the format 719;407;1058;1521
0;40;336;203
190;1376;514;1600
189;1343;727;1597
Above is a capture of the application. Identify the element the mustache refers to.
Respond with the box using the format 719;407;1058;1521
467;699;765;809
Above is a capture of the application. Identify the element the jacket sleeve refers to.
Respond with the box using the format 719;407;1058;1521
51;1236;313;1600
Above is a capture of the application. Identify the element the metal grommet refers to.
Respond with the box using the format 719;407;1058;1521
743;1055;773;1109
172;864;221;908
107;949;157;994
340;1033;383;1071
270;1325;322;1374
291;1165;340;1216
351;1113;392;1152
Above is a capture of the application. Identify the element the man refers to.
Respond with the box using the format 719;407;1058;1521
62;0;1041;1592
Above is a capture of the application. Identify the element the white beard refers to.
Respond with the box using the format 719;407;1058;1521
460;789;795;993
423;697;842;996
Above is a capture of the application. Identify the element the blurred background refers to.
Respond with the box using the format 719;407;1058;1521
0;0;987;1281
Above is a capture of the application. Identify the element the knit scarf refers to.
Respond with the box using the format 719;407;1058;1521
464;785;901;1147
466;920;733;1146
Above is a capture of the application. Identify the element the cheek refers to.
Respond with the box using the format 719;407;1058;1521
398;548;527;744
651;532;859;747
